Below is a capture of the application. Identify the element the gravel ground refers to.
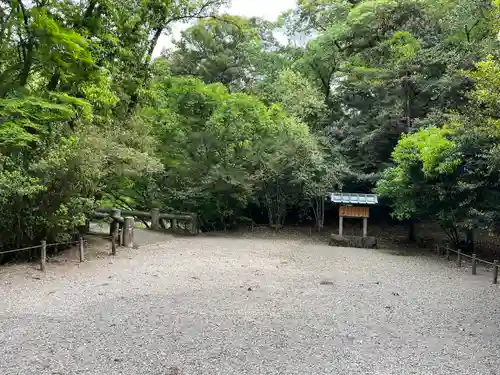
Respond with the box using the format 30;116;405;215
1;234;500;375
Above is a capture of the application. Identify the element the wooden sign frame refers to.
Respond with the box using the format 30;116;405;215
339;205;370;237
339;206;370;218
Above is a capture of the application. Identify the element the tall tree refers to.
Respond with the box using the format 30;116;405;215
167;16;263;91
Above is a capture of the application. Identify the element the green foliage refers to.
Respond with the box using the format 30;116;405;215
376;127;461;221
0;0;221;248
255;69;326;127
468;56;500;114
1;0;500;249
167;16;262;91
132;74;334;229
377;55;500;240
277;0;500;237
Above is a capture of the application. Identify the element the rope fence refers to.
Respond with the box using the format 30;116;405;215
434;244;500;284
45;239;81;247
0;234;119;272
1;207;180;272
0;244;45;256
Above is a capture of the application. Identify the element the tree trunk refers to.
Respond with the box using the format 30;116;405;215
17;1;33;87
321;197;325;227
312;198;318;229
47;71;60;91
408;220;415;243
312;197;325;232
146;27;163;62
466;229;474;253
442;224;460;248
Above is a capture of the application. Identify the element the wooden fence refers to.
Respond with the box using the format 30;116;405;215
94;207;198;235
0;207;197;272
0;237;86;272
434;244;499;284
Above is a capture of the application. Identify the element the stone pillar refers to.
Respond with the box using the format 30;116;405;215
151;208;160;230
122;216;135;248
363;217;368;237
339;216;344;236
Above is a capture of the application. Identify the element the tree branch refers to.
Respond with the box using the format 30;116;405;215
109;192;151;229
464;19;481;43
17;0;34;87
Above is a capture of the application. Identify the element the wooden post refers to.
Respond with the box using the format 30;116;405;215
466;229;474;253
151;208;160;230
408;220;415;243
40;240;47;272
109;209;121;236
123;217;135;247
362;217;368;237
436;245;441;257
79;236;84;262
457;249;462;267
446;247;450;260
111;227;117;256
471;254;477;275
172;218;178;232
339;216;344;236
493;260;499;285
188;217;196;234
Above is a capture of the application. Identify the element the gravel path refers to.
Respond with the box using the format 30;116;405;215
1;234;499;375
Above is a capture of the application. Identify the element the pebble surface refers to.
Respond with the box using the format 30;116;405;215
1;235;499;375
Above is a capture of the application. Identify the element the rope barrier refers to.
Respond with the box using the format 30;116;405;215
440;246;495;265
0;244;43;255
0;238;82;256
475;258;495;266
45;240;81;247
437;245;499;284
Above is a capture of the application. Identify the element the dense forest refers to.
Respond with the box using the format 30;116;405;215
0;0;499;249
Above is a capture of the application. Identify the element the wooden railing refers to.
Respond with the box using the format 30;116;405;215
434;244;499;284
1;208;197;270
94;207;198;236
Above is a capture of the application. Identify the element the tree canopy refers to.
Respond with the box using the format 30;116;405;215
1;0;499;249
